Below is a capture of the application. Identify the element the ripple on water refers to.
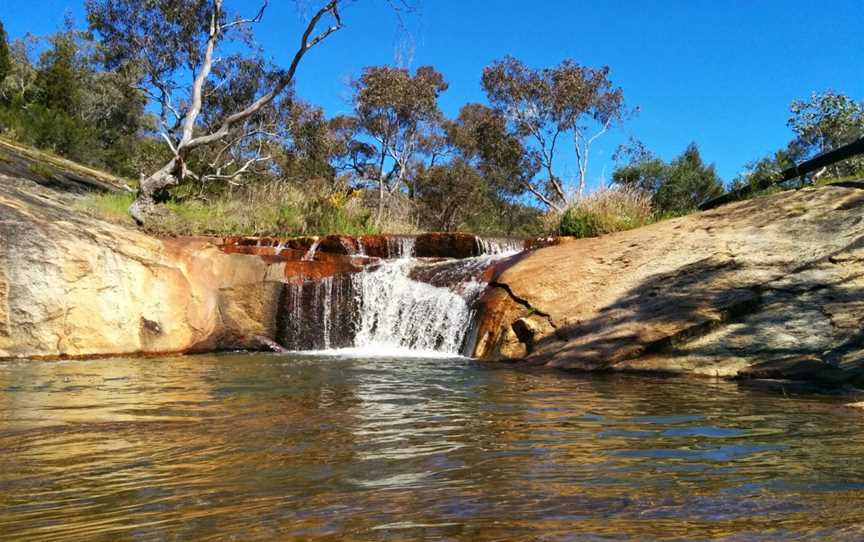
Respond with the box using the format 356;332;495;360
1;353;864;541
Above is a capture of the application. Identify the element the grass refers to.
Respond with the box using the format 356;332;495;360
558;186;654;238
77;182;386;237
28;161;56;180
76;191;138;225
814;173;864;187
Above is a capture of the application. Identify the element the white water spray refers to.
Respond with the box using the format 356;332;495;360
475;237;524;255
351;259;487;354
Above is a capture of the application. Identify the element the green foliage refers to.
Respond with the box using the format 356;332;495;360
0;20;11;85
786;90;864;179
348;65;450;218
788;91;864;158
35;32;82;113
277;100;340;183
729;149;795;195
613;142;724;216
559;186;653;237
76;191;137;224
0;25;148;177
445;103;535;198
27;159;54;180
481;56;625;209
654;144;724;215
559;208;593;237
732;91;864;195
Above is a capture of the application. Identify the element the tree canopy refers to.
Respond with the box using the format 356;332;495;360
613;141;724;216
4;5;861;237
481;56;625;211
0;20;11;85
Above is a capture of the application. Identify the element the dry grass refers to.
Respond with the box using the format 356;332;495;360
77;181;392;237
558;186;654;237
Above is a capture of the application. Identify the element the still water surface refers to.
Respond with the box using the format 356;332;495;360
2;353;864;541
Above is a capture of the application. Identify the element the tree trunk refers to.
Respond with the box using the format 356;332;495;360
125;0;343;226
376;178;385;227
129;158;180;226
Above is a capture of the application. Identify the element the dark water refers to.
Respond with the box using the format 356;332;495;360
2;353;864;541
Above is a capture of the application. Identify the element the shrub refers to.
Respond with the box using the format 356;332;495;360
559;186;653;238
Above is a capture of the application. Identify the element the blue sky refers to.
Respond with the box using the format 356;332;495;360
2;0;862;189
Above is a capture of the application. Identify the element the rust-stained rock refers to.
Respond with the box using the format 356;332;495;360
358;235;391;258
414;232;479;258
317;234;359;255
222;232;525;260
282;258;367;284
473;184;864;384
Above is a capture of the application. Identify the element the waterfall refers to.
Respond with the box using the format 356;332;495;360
276;275;356;350
351;259;487;355
302;238;321;261
475;237;524;255
387;236;416;258
275;235;521;357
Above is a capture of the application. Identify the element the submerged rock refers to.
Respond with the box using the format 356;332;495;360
473;183;864;385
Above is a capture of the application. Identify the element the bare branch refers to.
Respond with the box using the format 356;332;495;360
220;0;268;30
183;0;343;153
159;132;178;155
521;180;562;213
179;0;221;145
202;155;272;182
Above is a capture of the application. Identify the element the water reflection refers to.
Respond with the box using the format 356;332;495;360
2;353;864;540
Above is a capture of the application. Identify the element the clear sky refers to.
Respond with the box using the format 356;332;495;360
2;0;862;189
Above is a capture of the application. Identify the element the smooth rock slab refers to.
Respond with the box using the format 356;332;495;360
473;184;864;385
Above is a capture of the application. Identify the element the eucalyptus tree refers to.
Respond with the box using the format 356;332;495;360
85;0;345;225
613;141;724;216
0;34;39;105
787;90;864;178
344;65;448;225
445;103;537;199
481;56;625;211
0;21;11;86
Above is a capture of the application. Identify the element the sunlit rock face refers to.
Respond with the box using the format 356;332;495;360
472;184;864;385
0;177;289;359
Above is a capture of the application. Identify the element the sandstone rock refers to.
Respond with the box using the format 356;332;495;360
472;184;864;385
0;175;289;359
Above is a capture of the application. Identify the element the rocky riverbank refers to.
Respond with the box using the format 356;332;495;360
3;158;864;385
472;182;864;385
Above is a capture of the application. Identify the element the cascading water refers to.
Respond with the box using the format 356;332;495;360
475;237;524;255
351;259;487;354
302;238;321;261
386;236;416;258
276;235;520;356
276;276;356;350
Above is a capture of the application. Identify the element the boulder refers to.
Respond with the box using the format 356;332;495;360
472;183;864;385
0;175;289;359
